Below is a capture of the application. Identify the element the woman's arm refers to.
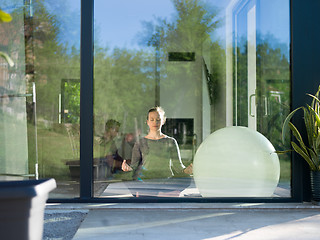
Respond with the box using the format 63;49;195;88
122;140;143;177
170;138;192;176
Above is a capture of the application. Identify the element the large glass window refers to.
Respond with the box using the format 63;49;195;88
0;0;290;200
93;0;291;198
0;0;81;198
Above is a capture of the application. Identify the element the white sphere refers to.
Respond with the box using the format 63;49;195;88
193;126;280;197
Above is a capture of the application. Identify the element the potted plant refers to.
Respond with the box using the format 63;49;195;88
281;85;320;202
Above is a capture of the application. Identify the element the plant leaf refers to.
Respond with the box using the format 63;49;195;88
307;93;320;107
308;86;320;110
275;150;293;154
282;107;303;143
306;105;320;150
307;105;320;125
291;142;317;171
0;9;12;23
288;122;308;152
316;134;320;154
0;52;14;67
307;147;319;170
303;107;313;147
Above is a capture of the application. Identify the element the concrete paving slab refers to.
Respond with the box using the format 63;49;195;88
73;208;320;240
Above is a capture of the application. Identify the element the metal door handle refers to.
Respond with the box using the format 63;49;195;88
264;96;268;116
249;94;256;117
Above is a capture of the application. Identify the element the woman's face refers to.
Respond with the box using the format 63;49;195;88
147;111;164;131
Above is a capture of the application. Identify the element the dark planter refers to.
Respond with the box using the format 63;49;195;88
0;178;56;240
310;171;320;202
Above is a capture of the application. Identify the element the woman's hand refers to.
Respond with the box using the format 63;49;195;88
122;160;133;172
183;163;193;175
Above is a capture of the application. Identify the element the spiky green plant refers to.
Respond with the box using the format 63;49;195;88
282;85;320;171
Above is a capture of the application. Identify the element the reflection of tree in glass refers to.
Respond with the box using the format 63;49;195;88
29;0;80;122
63;81;80;123
94;47;155;133
136;0;222;116
235;33;291;161
94;1;223;133
256;37;290;156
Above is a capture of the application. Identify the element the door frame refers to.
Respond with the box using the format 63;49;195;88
226;0;257;128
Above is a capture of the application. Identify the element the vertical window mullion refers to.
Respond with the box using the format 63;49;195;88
80;0;94;199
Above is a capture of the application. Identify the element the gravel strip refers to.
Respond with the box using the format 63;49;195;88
43;211;88;240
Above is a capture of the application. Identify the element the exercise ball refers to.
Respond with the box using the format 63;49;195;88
193;126;280;197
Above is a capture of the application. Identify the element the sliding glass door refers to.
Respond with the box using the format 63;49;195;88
92;0;291;198
0;0;290;200
231;0;291;193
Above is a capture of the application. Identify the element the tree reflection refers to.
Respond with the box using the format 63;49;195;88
1;0;291;183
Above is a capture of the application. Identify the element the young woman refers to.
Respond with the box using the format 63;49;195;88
122;106;192;196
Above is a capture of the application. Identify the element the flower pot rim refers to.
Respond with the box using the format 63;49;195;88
0;178;56;199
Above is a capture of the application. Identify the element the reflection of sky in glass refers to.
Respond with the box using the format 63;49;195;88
94;0;289;52
259;0;290;59
33;0;289;55
94;0;174;50
1;0;24;13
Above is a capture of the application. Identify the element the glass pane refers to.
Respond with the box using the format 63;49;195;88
93;0;291;198
0;0;81;198
232;0;291;195
1;1;28;180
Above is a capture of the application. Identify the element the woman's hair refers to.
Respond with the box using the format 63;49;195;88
147;106;166;122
